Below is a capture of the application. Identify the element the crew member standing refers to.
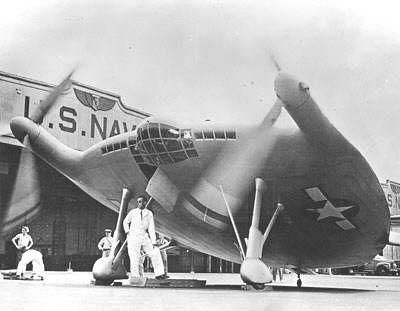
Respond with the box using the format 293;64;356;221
97;229;113;257
123;195;166;280
11;226;33;265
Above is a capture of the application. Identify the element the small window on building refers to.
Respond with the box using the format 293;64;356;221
186;149;198;158
121;141;127;149
214;131;225;139
194;131;203;140
226;130;236;139
203;130;214;139
106;144;114;152
101;147;107;154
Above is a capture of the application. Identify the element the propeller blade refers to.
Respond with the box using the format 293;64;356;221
0;123;11;136
1;70;75;234
1;145;42;234
189;99;283;224
268;53;281;72
30;71;74;124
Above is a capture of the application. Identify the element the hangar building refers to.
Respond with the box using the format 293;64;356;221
0;70;238;273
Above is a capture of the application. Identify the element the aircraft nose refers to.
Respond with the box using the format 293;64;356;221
274;72;310;108
10;116;40;143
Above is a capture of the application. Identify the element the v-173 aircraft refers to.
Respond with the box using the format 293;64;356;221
6;67;400;288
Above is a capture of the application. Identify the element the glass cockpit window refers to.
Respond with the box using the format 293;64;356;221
152;139;166;153
164;139;182;152
161;126;180;139
141;155;154;165
194;131;203;140
214;131;225;139
159;153;173;164
203;130;214;139
148;125;161;138
143;141;155;153
134;155;144;163
186;149;198;158
141;127;149;140
150;155;161;165
106;144;114;152
180;129;192;139
182;139;194;149
128;137;136;146
170;151;187;162
226;130;236;139
130;146;139;155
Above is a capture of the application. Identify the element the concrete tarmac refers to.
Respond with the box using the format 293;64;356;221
0;272;399;311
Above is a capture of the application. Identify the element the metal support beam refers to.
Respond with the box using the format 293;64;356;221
92;187;133;283
113;188;132;247
240;178;286;288
220;185;245;260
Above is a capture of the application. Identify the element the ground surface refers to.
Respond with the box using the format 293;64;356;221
0;272;399;311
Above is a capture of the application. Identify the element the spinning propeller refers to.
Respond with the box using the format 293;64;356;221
1;72;74;234
189;55;284;235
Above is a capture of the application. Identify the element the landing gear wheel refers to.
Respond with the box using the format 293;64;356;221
296;273;302;288
94;279;114;286
252;283;266;290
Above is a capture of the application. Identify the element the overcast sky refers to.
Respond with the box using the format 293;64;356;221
1;0;400;182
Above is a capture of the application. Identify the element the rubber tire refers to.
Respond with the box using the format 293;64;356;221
375;266;389;276
297;279;302;288
252;283;265;290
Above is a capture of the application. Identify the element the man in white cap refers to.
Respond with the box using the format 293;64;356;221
11;226;33;265
123;195;166;280
97;229;113;257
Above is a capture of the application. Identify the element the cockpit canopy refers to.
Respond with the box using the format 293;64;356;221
132;122;198;166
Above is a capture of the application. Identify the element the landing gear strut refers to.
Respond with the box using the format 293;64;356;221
296;273;302;288
92;188;132;283
223;178;285;289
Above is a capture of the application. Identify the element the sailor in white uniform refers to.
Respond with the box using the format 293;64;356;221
123;195;165;280
98;229;113;257
11;226;33;265
16;249;45;280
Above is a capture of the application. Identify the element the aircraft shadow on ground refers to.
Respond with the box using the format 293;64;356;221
270;285;373;293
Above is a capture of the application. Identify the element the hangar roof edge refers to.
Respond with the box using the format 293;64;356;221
0;69;151;118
